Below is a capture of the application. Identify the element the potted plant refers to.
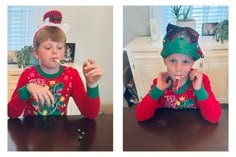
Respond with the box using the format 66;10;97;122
213;19;228;44
15;45;37;69
170;5;196;29
170;6;182;20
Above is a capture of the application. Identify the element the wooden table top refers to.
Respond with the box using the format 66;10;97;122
8;114;113;151
123;107;228;151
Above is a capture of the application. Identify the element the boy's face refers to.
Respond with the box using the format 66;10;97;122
164;53;194;81
34;39;65;71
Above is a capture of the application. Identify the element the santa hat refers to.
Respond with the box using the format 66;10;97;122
33;10;70;47
161;23;204;61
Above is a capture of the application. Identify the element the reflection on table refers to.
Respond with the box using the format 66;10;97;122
123;107;228;151
8;114;113;151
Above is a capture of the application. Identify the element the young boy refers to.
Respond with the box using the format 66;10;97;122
135;23;221;124
8;12;103;119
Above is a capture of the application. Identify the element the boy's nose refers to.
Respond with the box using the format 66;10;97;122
176;63;182;71
52;47;57;54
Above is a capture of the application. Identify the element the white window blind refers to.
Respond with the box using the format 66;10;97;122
151;6;228;36
8;6;46;50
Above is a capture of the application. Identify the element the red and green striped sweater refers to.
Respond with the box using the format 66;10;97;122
8;65;100;119
136;74;221;124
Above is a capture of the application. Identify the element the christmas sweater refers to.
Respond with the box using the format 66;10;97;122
136;74;221;124
8;65;100;119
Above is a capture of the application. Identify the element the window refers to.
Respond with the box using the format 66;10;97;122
8;6;47;50
150;6;228;36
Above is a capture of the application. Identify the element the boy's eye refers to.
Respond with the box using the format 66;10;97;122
169;59;176;63
183;60;190;64
57;46;64;50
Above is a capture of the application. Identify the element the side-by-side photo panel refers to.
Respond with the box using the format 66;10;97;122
8;6;113;151
123;5;228;151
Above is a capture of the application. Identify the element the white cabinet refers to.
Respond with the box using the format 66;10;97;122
8;68;23;102
128;51;165;99
124;36;228;103
201;50;228;103
125;37;165;100
8;63;85;115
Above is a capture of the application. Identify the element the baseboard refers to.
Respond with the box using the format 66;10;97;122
220;103;228;109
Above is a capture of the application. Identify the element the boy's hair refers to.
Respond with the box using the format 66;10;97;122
33;26;66;50
161;23;204;61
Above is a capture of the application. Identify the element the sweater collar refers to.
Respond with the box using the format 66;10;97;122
35;65;63;78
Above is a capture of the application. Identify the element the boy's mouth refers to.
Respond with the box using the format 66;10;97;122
51;57;59;60
53;58;64;64
174;75;182;80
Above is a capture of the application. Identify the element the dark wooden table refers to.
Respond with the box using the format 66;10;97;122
8;114;113;151
123;107;228;151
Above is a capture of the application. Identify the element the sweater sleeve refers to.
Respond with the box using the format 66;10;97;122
8;68;31;119
195;74;222;124
135;78;163;122
71;69;100;119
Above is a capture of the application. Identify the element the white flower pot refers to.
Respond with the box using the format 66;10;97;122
176;19;196;30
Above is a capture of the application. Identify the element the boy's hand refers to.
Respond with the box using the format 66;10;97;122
156;72;171;90
189;69;203;90
83;59;103;88
27;83;55;107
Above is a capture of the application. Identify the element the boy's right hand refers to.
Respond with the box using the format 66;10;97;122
27;83;55;107
156;72;171;91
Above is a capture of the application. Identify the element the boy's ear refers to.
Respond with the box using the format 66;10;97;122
33;48;39;59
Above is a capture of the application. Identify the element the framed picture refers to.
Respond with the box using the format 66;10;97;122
202;22;218;36
64;43;76;62
8;51;19;64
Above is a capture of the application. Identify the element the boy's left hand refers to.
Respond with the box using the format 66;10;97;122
189;69;203;90
83;59;103;88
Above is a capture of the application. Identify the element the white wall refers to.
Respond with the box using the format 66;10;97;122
123;6;150;47
47;6;113;106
